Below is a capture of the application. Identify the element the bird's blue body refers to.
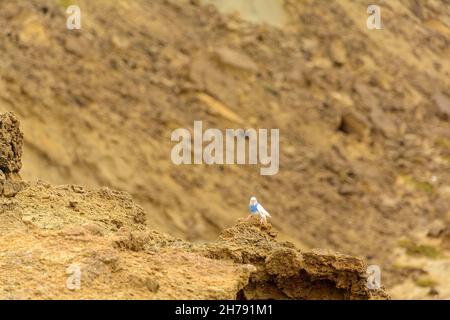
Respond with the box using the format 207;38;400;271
249;203;259;214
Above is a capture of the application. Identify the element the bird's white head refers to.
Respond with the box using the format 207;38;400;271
249;196;257;205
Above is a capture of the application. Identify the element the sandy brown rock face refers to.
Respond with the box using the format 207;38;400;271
0;112;24;197
0;112;23;174
0;110;390;299
2;0;448;298
199;221;389;300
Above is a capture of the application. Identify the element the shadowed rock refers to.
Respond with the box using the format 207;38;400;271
0;112;24;197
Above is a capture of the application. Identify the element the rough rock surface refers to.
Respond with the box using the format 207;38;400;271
0;193;389;299
0;112;24;197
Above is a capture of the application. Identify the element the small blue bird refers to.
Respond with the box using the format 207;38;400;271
247;196;272;224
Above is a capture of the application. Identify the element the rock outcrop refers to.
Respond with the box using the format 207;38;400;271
0;112;388;299
198;222;388;300
0;112;24;197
